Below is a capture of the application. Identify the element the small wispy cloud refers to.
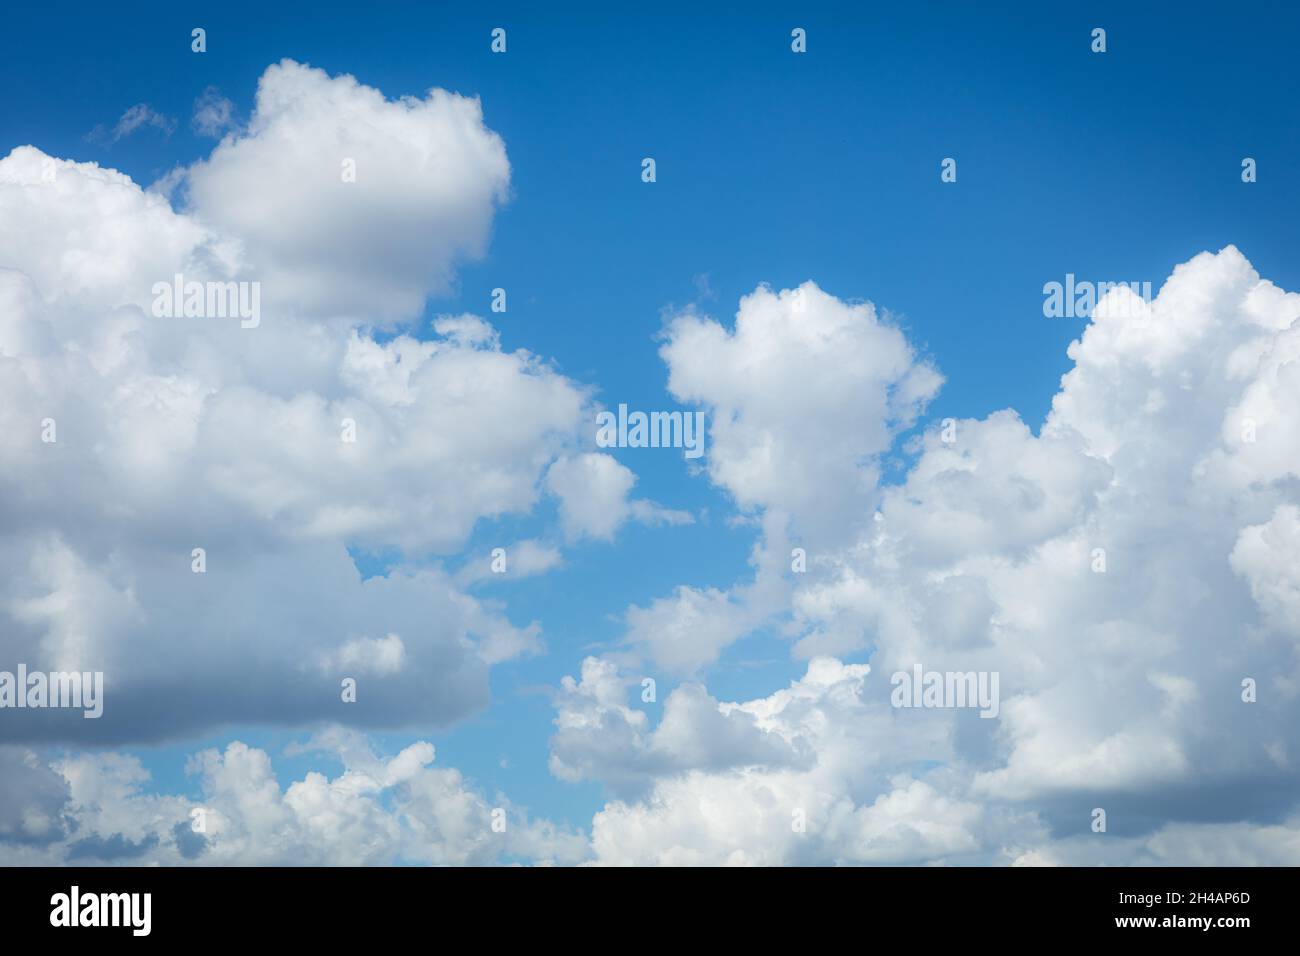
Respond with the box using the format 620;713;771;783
191;85;238;138
87;103;176;144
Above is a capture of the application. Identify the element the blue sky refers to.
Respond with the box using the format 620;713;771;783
3;1;1300;864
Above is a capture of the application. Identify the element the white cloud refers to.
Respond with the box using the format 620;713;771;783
545;452;692;543
191;86;237;138
0;734;587;865
549;656;811;796
183;59;510;321
560;247;1300;865
546;454;636;542
603;281;945;676
1231;504;1300;637
579;658;992;865
320;633;407;677
622;584;757;676
660;281;942;541
0;747;72;846
454;538;563;587
0;149;219;315
0;64;595;744
90;104;176;144
6;48;1300;866
769;249;1300;823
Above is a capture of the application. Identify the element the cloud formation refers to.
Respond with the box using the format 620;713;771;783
184;60;510;320
0;733;587;865
0;62;586;746
560;248;1300;865
89;104;176;144
4;53;1299;867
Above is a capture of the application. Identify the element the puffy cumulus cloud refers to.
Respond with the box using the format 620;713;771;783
576;658;1005;865
602;282;942;677
784;249;1300;832
591;770;1001;867
660;281;942;542
0;746;73;845
546;453;636;541
184;59;510;320
0;733;587;865
622;584;756;676
549;656;812;797
1;542;541;744
549;657;652;792
0;64;609;747
1231;505;1300;636
320;633;407;677
545;452;691;543
0;149;221;315
817;247;1300;819
564;247;1300;865
873;411;1112;568
0;290;563;741
196;323;587;552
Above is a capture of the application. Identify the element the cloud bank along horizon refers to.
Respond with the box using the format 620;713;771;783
1;57;1299;866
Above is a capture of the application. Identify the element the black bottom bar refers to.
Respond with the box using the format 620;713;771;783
0;866;1286;941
